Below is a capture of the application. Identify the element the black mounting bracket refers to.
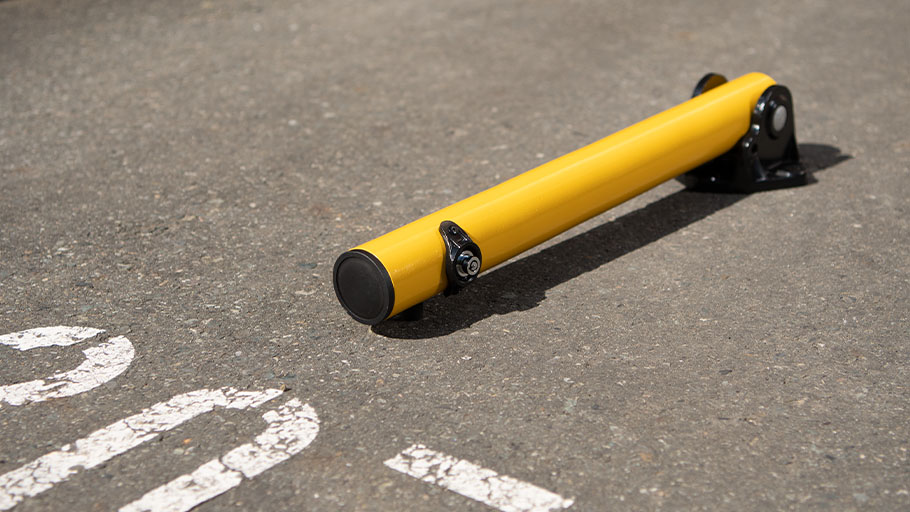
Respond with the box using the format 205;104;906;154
439;220;482;296
678;73;807;193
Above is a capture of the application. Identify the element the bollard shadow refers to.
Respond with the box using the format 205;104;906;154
372;143;850;339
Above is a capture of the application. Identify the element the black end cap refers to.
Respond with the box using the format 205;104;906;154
333;249;394;325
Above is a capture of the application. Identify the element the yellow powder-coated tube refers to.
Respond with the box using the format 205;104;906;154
334;72;777;324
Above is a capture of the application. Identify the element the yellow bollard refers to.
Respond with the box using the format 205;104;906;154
333;72;805;324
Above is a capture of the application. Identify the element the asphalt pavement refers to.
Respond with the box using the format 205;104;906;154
1;0;909;510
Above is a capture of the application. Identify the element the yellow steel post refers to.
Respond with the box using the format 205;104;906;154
333;72;787;324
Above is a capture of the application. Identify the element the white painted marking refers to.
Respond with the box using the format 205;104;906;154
384;444;574;512
0;336;134;407
122;460;242;512
0;387;281;510
120;398;319;512
0;326;104;351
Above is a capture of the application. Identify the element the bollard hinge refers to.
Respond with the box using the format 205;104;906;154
679;73;807;193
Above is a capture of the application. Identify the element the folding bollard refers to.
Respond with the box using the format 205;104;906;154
333;72;806;325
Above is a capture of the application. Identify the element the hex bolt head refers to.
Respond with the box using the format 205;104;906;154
456;252;480;278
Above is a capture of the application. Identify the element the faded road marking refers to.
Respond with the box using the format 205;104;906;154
0;387;281;511
0;336;134;407
121;398;319;512
384;444;574;512
0;326;104;351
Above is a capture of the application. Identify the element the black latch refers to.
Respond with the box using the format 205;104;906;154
439;220;482;295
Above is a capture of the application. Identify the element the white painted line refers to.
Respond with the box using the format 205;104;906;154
220;398;320;479
121;460;242;512
384;444;574;512
120;398;319;512
0;387;281;511
0;326;104;351
0;336;134;407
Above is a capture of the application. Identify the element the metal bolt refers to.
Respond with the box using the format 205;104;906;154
456;252;480;278
771;104;788;134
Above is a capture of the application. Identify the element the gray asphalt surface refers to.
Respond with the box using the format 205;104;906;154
2;0;909;510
